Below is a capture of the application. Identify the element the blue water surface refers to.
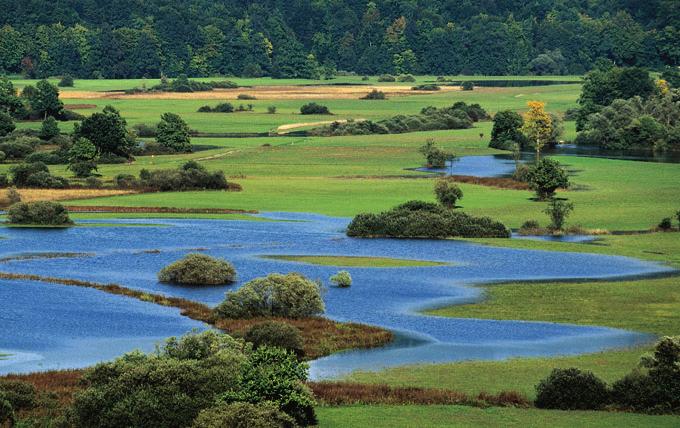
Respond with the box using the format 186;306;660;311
0;214;673;378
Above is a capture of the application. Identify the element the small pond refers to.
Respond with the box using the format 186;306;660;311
0;215;673;378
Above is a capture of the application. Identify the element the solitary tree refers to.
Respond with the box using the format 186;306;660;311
521;101;552;160
74;105;134;157
434;178;463;208
33;80;63;119
489;110;526;150
527;158;569;200
156;112;192;152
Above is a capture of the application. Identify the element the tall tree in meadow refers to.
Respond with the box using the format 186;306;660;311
521;101;552;161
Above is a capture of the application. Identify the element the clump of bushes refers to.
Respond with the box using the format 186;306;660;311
658;217;673;231
215;273;325;319
535;368;610;410
434;178;463;208
158;253;236;285
419;139;453;168
312;102;487;136
397;74;416;82
237;94;257;100
244;321;304;357
0;380;37;411
361;89;386;100
9;162;69;188
461;81;474;90
412;84;440;91
7;201;73;225
132;123;158;137
198;102;234;113
267;106;277;114
130;75;238;94
377;74;396;82
58;74;74;87
133;161;229;191
0;136;39;160
300;103;331;115
192;402;295;428
347;201;510;239
330;270;352;288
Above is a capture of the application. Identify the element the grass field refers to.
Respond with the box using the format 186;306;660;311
316;405;680;427
262;255;448;267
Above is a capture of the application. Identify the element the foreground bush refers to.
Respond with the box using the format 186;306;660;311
535;368;610;410
215;273;325;319
7;201;72;225
527;158;569;200
244;321;304;357
158;254;236;285
0;380;37;410
0;394;13;427
346;201;510;239
192;402;295;428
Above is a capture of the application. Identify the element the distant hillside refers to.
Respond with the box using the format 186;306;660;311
0;0;677;78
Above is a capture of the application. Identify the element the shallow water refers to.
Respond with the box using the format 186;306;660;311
0;214;673;377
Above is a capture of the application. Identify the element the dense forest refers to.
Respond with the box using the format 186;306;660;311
0;0;678;78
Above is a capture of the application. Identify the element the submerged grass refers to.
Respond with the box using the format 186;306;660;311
262;255;448;268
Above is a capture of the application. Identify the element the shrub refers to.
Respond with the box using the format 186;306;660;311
23;170;69;188
7;201;72;225
544;199;574;231
132;123;157;137
26;151;65;164
0;394;13;427
0;138;38;159
197;105;213;112
330;270;352;288
361;76;369;81
611;336;680;413
0;174;8;187
156;112;192;152
419;139;453;168
461;81;474;90
10;161;48;185
70;331;246;428
412;84;440;91
519;220;543;235
215;273;325;319
535;368;610;410
197;102;234;113
39;116;60;140
58;74;74;87
347;201;511;239
244;321;304;357
527;158;569;200
489;110;527;150
267;106;277;114
658;217;673;231
192;402;295;428
158;253;236;285
113;173;137;189
377;74;395;82
237;94;257;100
137;161;228;191
0;112;15;137
0;380;37;410
434;178;463;208
85;176;103;188
397;74;416;82
512;164;532;182
361;90;386;100
220;346;317;426
300;103;331;115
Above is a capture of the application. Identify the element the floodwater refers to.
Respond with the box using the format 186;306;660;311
0;214;673;377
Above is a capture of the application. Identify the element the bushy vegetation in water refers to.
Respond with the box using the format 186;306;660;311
158;253;237;285
215;273;325;319
347;201;510;239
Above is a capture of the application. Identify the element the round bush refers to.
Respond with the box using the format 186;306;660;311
300;103;331;115
244;321;304;357
215;273;325;319
158;253;236;285
658;217;673;230
192;402;295;428
535;368;610;410
527;158;570;199
330;270;352;288
7;201;72;225
434;178;463;208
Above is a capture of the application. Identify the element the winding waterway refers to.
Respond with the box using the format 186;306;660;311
0;214;673;377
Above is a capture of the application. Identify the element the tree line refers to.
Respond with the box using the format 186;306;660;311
0;0;678;78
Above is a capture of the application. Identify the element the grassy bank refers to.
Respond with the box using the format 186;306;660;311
262;255;448;268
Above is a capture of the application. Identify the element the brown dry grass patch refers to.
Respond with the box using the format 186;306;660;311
1;188;136;205
64;205;256;214
60;85;460;100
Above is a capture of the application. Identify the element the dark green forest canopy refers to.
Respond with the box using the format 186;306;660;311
0;0;678;78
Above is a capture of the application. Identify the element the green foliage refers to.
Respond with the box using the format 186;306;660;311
543;199;574;231
535;368;610;410
611;336;680;413
137;161;228;191
489;110;527;150
0;136;37;159
68;138;98;177
347;201;510;239
377;74;396;82
330;270;352;288
0;111;15;136
192;402;295;428
461;81;474;91
7;201;72;225
412;84;440;91
220;346;317;426
300;103;331;115
39;115;60;140
528;50;566;76
360;89;386;100
29;79;63;119
0;380;37;410
0;393;13;427
69;331;246;428
267;106;277;114
156;112;192;152
527;159;570;200
244;321;304;357
658;217;673;230
197;102;233;113
158;253;236;285
10;161;68;188
74;105;134;157
434;178;463;208
419;139;453;169
215;273;325;319
58;74;74;87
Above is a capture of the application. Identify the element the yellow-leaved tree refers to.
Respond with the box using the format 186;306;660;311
521;101;552;160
